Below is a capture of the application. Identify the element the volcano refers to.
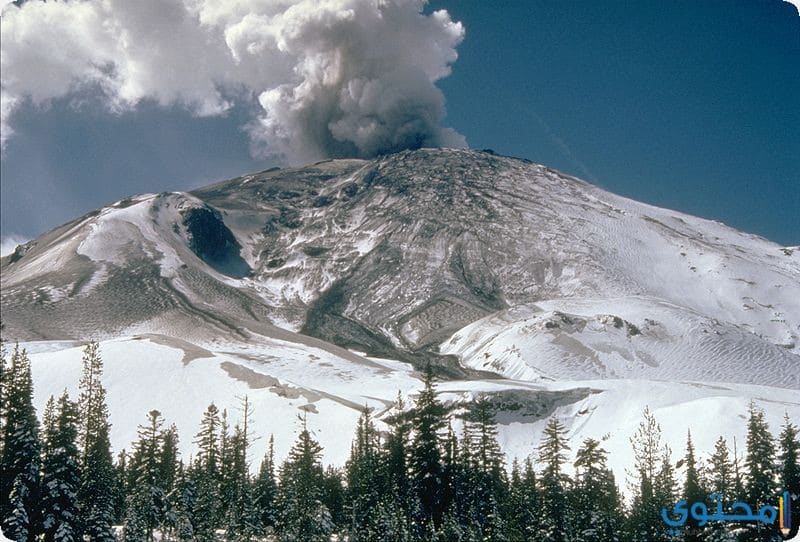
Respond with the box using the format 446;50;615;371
2;148;798;475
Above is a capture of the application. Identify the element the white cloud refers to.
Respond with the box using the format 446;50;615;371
0;0;466;162
0;234;27;257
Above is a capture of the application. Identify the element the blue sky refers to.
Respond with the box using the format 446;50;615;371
1;0;798;253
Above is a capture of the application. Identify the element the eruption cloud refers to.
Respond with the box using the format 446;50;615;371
0;0;466;162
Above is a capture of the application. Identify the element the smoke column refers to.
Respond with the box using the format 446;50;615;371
0;0;466;162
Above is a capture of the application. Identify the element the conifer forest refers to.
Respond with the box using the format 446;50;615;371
1;341;798;541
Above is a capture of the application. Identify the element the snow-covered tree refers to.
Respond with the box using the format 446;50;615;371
777;413;799;540
1;344;41;541
345;407;384;539
192;403;224;541
277;417;333;542
742;402;779;542
124;410;168;541
505;457;538;541
702;436;737;542
409;365;446;530
573;437;623;542
536;416;571;542
253;435;277;533
40;391;82;542
627;406;673;542
76;341;116;542
682;430;706;542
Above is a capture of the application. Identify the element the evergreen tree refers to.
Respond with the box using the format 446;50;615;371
409;365;446;530
321;465;345;530
731;437;746;503
743;401;778;541
573;438;623;542
193;403;223;541
536;416;571;542
0;344;41;541
627;406;672;542
164;460;199;542
223;423;259;541
706;437;733;496
777;413;799;540
253;435;278;533
703;437;737;542
384;392;412;500
76;341;116;542
40;391;82;542
113;449;128;523
159;424;180;495
124;410;168;542
466;397;507;539
378;393;416;540
682;430;706;542
276;417;333;542
345;407;384;539
218;408;232;525
654;446;678;521
505;457;537;541
441;419;472;536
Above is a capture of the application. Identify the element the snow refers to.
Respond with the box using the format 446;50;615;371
24;335;800;496
442;296;800;387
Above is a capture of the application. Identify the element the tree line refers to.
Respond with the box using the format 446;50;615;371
1;340;798;541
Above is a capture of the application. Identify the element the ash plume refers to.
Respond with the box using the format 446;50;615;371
0;0;466;162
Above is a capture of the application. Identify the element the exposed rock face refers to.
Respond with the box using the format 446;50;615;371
180;205;250;278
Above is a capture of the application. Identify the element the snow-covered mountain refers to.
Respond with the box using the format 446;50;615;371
2;148;798;481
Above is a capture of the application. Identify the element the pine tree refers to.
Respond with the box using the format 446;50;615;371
223;423;259;541
40;391;82;542
0;344;41;541
573;438;623;542
654;447;678;520
777;413;799;540
682;430;706;542
703;436;737;542
536;416;571;542
76;341;116;542
627;406;672;542
465;397;506;539
440;420;464;531
505;457;537;541
168;461;198;542
193;403;223;541
345;407;384;539
253;435;278;533
706;437;733;496
743;401;778;541
124;410;168;542
409;365;446;530
113;450;128;524
379;392;416;540
277;416;333;542
159;424;180;495
321;465;345;530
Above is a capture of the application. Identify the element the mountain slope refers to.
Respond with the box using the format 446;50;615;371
3;148;798;382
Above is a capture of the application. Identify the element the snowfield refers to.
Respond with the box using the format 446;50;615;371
24;334;800;494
